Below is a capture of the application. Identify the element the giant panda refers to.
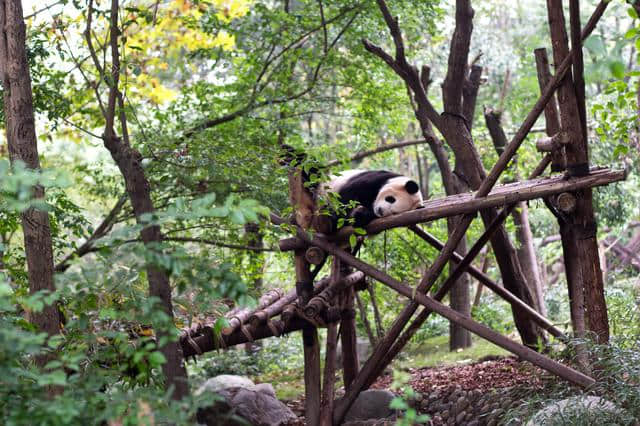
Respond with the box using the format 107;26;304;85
320;169;424;230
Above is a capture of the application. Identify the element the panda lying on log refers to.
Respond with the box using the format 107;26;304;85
320;169;423;231
281;145;424;233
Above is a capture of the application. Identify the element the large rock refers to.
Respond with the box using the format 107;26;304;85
197;374;257;394
525;395;623;426
197;375;297;426
344;389;396;422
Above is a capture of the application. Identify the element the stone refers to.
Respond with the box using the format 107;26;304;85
255;383;276;398
441;410;449;420
500;398;512;410
196;378;297;426
196;374;257;394
455;411;466;424
467;421;479;426
344;389;396;422
454;396;469;413
525;395;623;426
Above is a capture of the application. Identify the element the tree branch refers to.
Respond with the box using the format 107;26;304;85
326;138;428;167
55;195;128;272
442;0;474;114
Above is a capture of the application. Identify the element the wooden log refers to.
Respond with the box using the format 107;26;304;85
320;321;338;426
364;168;624;234
249;278;331;328
222;307;252;336
557;192;577;214
320;256;342;425
277;168;625;249
305;246;326;265
304;271;365;319
341;284;359;391
535;48;565;172
222;289;282;335
536;132;570;152
181;317;302;357
279;236;307;252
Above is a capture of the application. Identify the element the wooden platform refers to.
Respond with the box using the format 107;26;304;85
366;167;626;234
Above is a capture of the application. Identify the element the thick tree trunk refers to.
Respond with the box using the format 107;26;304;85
485;108;546;317
547;0;609;343
97;0;189;399
0;0;61;345
438;1;544;349
416;66;472;351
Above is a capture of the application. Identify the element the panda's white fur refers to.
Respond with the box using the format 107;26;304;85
373;175;424;217
320;169;423;229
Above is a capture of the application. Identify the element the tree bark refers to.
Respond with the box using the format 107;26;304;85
95;0;189;399
547;0;609;344
484;108;546;317
0;0;61;348
438;1;543;348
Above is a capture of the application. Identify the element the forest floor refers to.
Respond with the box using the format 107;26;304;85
273;334;551;423
283;355;549;424
259;334;511;400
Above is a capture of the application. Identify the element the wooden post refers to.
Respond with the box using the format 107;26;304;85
288;159;322;425
340;262;360;390
535;48;565;171
547;0;609;344
320;257;341;426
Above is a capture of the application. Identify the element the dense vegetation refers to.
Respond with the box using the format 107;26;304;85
1;0;640;424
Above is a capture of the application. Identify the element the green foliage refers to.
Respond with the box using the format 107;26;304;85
389;369;430;425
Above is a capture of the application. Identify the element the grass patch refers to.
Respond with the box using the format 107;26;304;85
253;368;306;400
397;334;510;369
253;335;509;400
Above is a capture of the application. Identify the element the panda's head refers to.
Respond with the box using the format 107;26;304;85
373;176;423;218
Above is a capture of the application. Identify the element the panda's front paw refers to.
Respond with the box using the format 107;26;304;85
351;206;376;228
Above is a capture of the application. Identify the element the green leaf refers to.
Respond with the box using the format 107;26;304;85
613;144;629;158
389;397;408;410
608;61;625;79
230;209;245;225
148;351;167;367
628;6;638;20
210;206;230;217
625;28;638;39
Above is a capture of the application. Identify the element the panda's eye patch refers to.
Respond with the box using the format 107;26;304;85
385;196;396;203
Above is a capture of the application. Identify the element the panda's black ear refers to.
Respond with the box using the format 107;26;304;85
405;180;420;194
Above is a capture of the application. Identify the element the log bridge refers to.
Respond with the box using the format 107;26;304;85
179;1;626;424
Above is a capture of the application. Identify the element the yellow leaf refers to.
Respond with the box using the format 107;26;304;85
214;0;251;23
212;30;235;51
150;84;178;104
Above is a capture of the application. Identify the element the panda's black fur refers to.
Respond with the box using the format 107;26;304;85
330;170;401;228
279;144;422;232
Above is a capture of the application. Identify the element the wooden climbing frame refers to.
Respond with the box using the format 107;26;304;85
177;1;626;425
